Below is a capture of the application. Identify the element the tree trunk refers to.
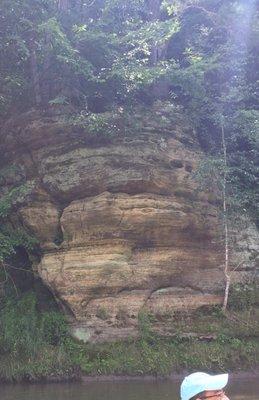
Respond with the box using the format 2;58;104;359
58;0;70;11
145;0;170;98
145;0;161;20
41;32;52;105
221;118;230;312
145;0;162;65
29;41;41;107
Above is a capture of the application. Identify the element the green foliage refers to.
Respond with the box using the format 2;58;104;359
0;291;69;356
0;292;259;381
1;292;42;356
0;184;33;218
0;0;180;114
138;309;156;342
194;156;225;195
70;108;141;136
41;311;69;345
0;227;37;262
0;182;37;301
0;291;77;382
76;302;259;376
61;335;259;377
228;282;259;311
72;112;118;136
38;17;94;79
0;1;257;222
0;181;38;262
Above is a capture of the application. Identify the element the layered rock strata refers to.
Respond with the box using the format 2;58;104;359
1;104;255;342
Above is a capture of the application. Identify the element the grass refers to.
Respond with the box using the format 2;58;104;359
162;307;259;339
64;333;259;377
1;333;258;382
63;304;259;377
0;288;258;382
0;347;77;382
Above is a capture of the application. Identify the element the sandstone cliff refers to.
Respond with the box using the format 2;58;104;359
0;103;257;342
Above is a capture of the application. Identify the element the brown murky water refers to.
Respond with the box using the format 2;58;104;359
1;377;259;400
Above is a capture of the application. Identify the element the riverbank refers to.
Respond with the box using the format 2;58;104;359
81;368;259;383
1;356;259;385
1;333;259;383
1;291;258;383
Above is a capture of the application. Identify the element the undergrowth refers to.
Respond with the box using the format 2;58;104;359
0;289;258;382
0;291;77;382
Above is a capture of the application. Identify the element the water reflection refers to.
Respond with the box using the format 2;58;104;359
1;377;259;400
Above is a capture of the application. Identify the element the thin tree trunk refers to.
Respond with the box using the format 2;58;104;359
221;119;230;312
145;0;162;65
58;0;70;11
145;0;161;19
145;0;170;97
30;42;41;107
41;32;52;105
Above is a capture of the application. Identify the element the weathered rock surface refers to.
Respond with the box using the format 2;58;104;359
1;103;257;342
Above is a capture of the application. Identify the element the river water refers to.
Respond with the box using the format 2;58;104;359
1;377;259;400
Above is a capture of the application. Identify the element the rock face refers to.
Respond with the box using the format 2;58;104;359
1;103;256;342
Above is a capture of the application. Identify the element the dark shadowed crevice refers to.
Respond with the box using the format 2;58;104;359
53;207;65;247
4;246;62;312
5;246;34;294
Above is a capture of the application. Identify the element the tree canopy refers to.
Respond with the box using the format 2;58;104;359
0;0;258;223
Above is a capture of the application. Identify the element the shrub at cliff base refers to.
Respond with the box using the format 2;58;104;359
0;292;77;382
0;291;258;382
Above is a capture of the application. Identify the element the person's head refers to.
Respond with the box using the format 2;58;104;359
180;372;230;400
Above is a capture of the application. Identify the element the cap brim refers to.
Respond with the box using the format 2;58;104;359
203;374;229;391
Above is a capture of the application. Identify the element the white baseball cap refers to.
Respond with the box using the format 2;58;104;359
180;372;229;400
